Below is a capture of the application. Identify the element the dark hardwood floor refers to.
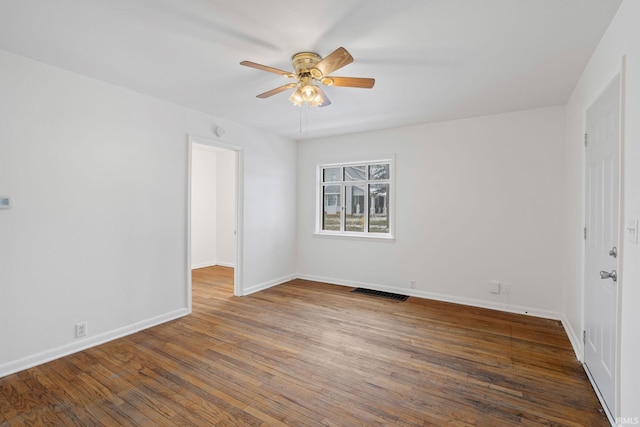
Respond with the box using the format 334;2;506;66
1;266;607;426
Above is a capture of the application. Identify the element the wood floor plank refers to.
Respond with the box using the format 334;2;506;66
0;266;608;426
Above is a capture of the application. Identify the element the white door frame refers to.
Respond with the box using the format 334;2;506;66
582;57;626;425
186;133;244;308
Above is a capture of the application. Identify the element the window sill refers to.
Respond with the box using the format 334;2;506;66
312;232;396;242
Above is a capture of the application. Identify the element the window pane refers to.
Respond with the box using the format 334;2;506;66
318;160;392;237
344;165;366;181
369;164;389;180
369;183;389;233
345;185;365;232
323;167;340;183
322;185;341;231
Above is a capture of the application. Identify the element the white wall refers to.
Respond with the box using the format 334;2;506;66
190;144;236;269
191;144;218;268
216;149;236;267
563;0;640;420
297;106;566;318
0;49;297;376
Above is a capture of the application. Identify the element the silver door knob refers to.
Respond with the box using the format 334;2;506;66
609;246;618;258
600;270;617;282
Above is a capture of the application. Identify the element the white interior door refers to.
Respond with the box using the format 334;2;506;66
584;75;620;419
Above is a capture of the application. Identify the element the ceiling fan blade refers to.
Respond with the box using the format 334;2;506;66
256;83;298;98
316;86;331;107
240;61;295;78
312;47;353;78
322;76;375;89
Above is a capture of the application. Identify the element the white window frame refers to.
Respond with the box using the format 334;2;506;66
315;158;395;240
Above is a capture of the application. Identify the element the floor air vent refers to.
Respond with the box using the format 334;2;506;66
352;288;409;301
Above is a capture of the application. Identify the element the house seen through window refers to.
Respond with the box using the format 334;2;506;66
319;161;392;237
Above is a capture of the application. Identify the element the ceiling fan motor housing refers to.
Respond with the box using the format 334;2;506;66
292;52;322;78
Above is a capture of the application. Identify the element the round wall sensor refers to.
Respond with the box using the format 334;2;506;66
215;126;225;137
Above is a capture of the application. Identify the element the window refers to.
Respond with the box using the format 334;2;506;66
318;160;393;238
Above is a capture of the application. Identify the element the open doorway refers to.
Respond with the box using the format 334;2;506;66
187;134;243;310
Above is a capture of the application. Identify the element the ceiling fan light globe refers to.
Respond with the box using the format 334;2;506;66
309;95;324;107
289;88;304;106
301;85;317;102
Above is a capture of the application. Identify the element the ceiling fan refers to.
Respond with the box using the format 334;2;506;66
240;47;375;107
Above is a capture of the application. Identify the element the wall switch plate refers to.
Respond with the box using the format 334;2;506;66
627;219;639;244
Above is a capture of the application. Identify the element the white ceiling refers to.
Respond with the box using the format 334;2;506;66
0;0;622;140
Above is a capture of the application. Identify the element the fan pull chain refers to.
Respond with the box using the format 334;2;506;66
304;103;309;134
298;103;310;134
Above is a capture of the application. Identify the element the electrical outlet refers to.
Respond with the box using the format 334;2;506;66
75;322;87;338
489;280;501;294
410;280;416;289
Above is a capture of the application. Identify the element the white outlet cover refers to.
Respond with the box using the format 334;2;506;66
489;280;501;294
75;322;87;338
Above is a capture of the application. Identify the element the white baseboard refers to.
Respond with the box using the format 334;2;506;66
191;261;217;269
1;272;581;386
0;307;189;379
243;274;296;296
191;261;235;269
560;314;584;362
296;273;564;321
215;261;235;268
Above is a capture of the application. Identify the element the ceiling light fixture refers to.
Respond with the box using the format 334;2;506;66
289;87;304;106
241;48;375;109
301;84;316;102
290;84;324;107
288;76;325;107
308;91;325;107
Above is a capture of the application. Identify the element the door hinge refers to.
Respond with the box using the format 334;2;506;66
584;226;587;240
583;330;586;344
584;133;588;147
